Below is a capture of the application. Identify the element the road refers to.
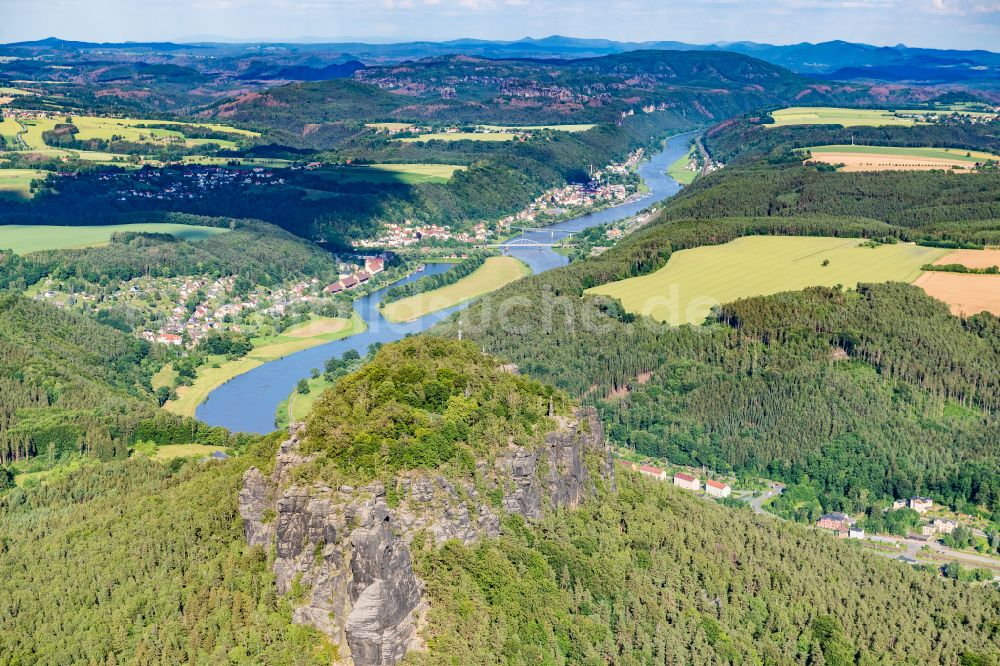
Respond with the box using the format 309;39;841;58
694;135;712;177
742;485;1000;577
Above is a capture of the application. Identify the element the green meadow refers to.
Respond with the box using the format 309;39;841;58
399;132;516;143
0;223;229;255
770;106;998;128
0;170;44;200
315;163;466;184
587;236;947;325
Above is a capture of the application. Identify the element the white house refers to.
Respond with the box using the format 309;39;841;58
705;479;731;498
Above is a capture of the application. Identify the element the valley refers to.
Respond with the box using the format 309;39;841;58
0;25;999;666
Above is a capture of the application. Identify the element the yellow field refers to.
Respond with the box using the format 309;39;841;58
913;272;1000;317
587;236;947;325
399;132;516;143
164;314;365;417
804;144;998;172
771;106;998;128
478;124;596;132
150;444;231;461
382;256;530;322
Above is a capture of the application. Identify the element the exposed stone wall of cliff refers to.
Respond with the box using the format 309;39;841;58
239;408;612;666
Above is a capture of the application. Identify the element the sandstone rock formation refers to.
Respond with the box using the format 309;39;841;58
239;408;611;666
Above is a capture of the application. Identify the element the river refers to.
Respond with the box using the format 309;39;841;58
195;131;696;433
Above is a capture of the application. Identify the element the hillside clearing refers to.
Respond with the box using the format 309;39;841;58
478;124;596;132
587;236;947;325
149;444;230;461
382;256;530;322
314;163;465;184
0;223;228;255
0;170;44;200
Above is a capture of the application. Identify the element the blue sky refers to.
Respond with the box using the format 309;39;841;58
3;0;998;51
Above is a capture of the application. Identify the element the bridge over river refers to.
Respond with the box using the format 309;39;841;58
195;131;697;433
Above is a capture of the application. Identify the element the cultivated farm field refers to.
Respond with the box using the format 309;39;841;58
805;144;998;172
382;256;530;322
478;124;596;132
768;107;995;128
913;272;1000;317
587;236;948;325
0;222;229;254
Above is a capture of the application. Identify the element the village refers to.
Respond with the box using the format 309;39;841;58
626;457;1000;580
32;266;363;349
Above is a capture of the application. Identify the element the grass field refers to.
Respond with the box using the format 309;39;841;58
0;170;44;200
275;375;335;430
315;163;466;184
667;147;697;185
382;256;531;322
0;223;229;255
805;144;998;172
587;236;948;325
399;132;516;143
181;156;293;168
366;122;417;131
164;314;365;418
770;107;919;128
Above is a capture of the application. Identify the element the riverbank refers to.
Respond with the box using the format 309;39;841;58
164;313;365;418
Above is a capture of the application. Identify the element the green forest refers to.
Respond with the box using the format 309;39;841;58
1;338;997;665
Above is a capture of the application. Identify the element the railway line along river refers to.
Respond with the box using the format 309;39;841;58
196;131;697;433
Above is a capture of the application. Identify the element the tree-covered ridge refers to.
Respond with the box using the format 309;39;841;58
303;337;566;483
658;167;1000;245
1;342;997;665
0;294;238;464
706;116;1000;165
0;440;336;665
6;216;342;289
410;472;1000;665
442;173;1000;518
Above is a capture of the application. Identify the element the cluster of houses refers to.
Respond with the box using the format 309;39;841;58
105;274;320;348
816;512;866;539
98;167;286;202
633;463;732;498
352;222;488;249
892;496;934;513
324;256;385;294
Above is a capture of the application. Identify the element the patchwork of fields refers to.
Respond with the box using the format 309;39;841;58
0;113;258;163
913;248;1000;316
382;256;530;322
769;106;996;128
587;236;948;325
0;222;229;254
805;144;998;172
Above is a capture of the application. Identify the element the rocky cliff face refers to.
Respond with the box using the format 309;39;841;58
239;408;612;666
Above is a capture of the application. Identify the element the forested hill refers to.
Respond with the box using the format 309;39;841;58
440;122;1000;525
203;49;899;140
0;294;237;465
1;339;998;664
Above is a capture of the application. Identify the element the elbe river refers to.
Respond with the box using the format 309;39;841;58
196;131;696;433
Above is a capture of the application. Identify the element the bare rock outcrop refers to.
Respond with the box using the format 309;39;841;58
240;408;611;666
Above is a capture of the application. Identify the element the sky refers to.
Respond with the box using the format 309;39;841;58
2;0;999;51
